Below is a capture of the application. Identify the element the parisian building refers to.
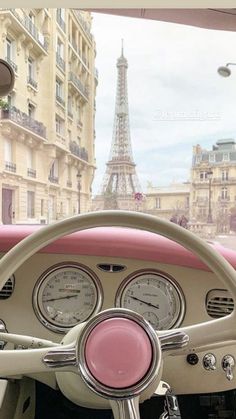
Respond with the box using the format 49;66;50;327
144;183;190;221
190;139;236;233
0;8;97;224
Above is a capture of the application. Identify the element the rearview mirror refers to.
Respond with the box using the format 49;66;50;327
0;59;15;97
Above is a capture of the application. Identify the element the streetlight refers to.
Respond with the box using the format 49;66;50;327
217;63;236;78
77;171;82;214
207;170;213;224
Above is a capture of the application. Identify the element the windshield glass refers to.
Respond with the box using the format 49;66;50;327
1;8;236;251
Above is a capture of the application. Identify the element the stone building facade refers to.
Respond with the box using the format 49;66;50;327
144;183;190;221
0;8;97;224
190;139;236;233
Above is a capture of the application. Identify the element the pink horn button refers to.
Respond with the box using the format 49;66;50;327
85;318;152;389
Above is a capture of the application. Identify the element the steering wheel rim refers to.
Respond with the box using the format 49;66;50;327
0;210;236;415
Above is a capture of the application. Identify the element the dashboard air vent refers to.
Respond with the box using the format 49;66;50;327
0;276;15;300
97;264;126;273
206;289;234;318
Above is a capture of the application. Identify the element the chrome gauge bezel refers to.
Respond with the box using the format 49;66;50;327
115;269;185;330
33;262;103;333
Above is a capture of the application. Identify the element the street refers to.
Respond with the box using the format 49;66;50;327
214;235;236;252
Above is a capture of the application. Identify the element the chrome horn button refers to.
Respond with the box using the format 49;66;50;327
78;308;162;399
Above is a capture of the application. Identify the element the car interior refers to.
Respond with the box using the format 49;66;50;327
1;5;236;419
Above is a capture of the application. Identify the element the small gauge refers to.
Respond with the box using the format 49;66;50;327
116;270;185;330
33;263;102;333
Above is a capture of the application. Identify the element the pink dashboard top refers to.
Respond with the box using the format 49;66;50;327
0;225;236;272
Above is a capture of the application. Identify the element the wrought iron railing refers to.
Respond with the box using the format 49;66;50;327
68;72;89;99
69;141;88;162
27;168;36;178
1;106;47;138
73;10;93;42
5;161;16;173
0;9;48;51
48;175;59;184
56;95;65;107
27;76;38;89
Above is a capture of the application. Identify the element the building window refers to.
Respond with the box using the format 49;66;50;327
4;138;12;162
156;197;161;209
27;148;34;169
50;159;59;177
28;103;36;119
57;38;64;58
56;78;64;105
221;187;228;200
223;153;229;162
6;38;13;60
27;191;35;218
196;155;201;164
55;115;64;136
209;154;215;163
222;170;229;181
200;171;208;181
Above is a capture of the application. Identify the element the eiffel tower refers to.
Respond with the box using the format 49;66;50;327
94;42;142;211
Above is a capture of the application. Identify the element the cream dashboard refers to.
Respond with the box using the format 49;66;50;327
0;225;236;395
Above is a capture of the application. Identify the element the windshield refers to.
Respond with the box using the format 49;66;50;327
1;8;236;251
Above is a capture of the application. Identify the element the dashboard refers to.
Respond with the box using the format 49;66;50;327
0;225;236;396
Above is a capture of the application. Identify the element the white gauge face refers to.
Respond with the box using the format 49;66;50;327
33;264;102;332
116;271;185;330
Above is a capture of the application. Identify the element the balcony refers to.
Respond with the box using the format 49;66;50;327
5;161;16;173
27;76;38;90
69;141;88;162
5;56;17;73
56;53;65;72
72;10;93;42
56;10;65;32
56;95;65;108
196;197;208;206
1;106;47;139
218;196;230;202
48;175;59;184
0;9;48;54
68;72;89;101
27;168;36;178
67;180;72;188
213;177;236;184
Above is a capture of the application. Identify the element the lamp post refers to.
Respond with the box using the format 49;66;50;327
207;170;213;224
217;62;236;78
77;171;82;214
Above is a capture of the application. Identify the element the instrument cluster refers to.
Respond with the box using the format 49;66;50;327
33;263;185;333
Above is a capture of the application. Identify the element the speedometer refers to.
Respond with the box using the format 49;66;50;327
115;270;185;330
33;263;102;333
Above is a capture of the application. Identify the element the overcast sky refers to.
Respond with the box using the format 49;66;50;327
91;13;236;195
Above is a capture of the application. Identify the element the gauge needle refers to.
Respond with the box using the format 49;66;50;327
129;295;159;309
43;295;78;302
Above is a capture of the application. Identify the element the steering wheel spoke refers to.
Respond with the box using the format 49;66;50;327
159;313;236;357
0;344;76;377
109;396;140;419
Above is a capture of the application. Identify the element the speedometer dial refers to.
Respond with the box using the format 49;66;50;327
116;270;185;330
33;263;102;333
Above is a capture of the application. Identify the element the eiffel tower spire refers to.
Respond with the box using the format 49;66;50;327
100;42;141;207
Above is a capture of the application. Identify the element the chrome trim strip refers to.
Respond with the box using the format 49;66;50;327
77;308;162;400
43;347;77;368
159;331;189;351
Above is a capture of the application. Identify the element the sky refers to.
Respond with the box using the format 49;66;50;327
91;12;236;195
